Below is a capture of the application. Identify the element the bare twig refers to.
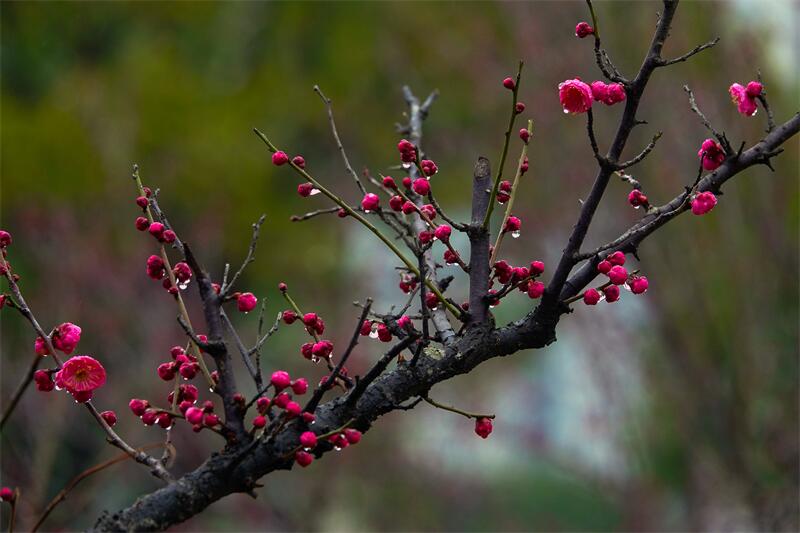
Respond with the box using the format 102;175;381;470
221;214;267;298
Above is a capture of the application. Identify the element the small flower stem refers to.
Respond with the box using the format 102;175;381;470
131;166;216;391
482;61;524;230
423;396;495;420
254;129;462;320
489;119;533;267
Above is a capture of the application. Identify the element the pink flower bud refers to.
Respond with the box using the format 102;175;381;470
401;176;412;189
575;21;594;38
179;363;198;380
148;222;165;241
272;151;289;166
502;77;516;90
604;83;626;105
412;178;431;196
135;217;150;231
559;79;593;114
291;378;308;395
382;176;397;189
311;340;334;359
425;292;439;309
302;412;316;424
590;81;608;102
691;191;717;215
434;225;452;242
401;200;417;215
271;370;291;390
141;409;158;426
0;231;11;248
607;251;625;266
597;260;612;274
1;487;15;502
607;265;628;285
282;310;297;324
295;450;314;467
302;313;318;327
300;431;318;449
519;128;530;144
285;401;302;417
300;342;314;360
253;415;267;429
34;337;49;356
515;102;526;113
628;189;648;207
34;369;54;392
292;155;306;168
420;204;436;219
420;159;438;176
52;323;82;355
604;285;621;303
443;249;459;264
162;230;176;243
361;193;380;212
418;230;434;245
297;182;314;197
129;398;149;417
344;428;362;444
135;196;148;209
397;315;412;330
529;260;545;276
628;276;649;294
583;288;601;305
185;406;204;425
157;362;176;381
475;417;493;438
204;413;219;427
377;323;392;342
389;195;404;212
745;81;763;98
237;292;258;313
503;216;521;234
527;280;545;299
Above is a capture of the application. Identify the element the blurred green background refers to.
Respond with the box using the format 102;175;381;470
1;1;797;531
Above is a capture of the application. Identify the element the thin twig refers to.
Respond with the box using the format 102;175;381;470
221;214;267;297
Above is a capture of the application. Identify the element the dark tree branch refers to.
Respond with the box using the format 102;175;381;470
182;243;248;442
658;37;720;66
616;131;663;170
466;157;493;327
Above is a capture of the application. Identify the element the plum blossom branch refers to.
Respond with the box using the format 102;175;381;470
422;396;495;420
482;60;524;229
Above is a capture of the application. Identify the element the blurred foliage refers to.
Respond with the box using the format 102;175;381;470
1;1;797;531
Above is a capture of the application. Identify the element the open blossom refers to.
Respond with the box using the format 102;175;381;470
54;355;106;401
558;79;593;114
52;322;82;354
729;82;760;116
691;191;717;215
697;139;725;171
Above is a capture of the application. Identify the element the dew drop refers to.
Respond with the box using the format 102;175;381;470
402;163;411;169
334;446;342;452
369;329;379;339
364;209;372;214
563;108;570;114
511;230;521;239
178;280;190;290
310;188;321;196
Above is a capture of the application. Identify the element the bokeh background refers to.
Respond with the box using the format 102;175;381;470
1;1;798;531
